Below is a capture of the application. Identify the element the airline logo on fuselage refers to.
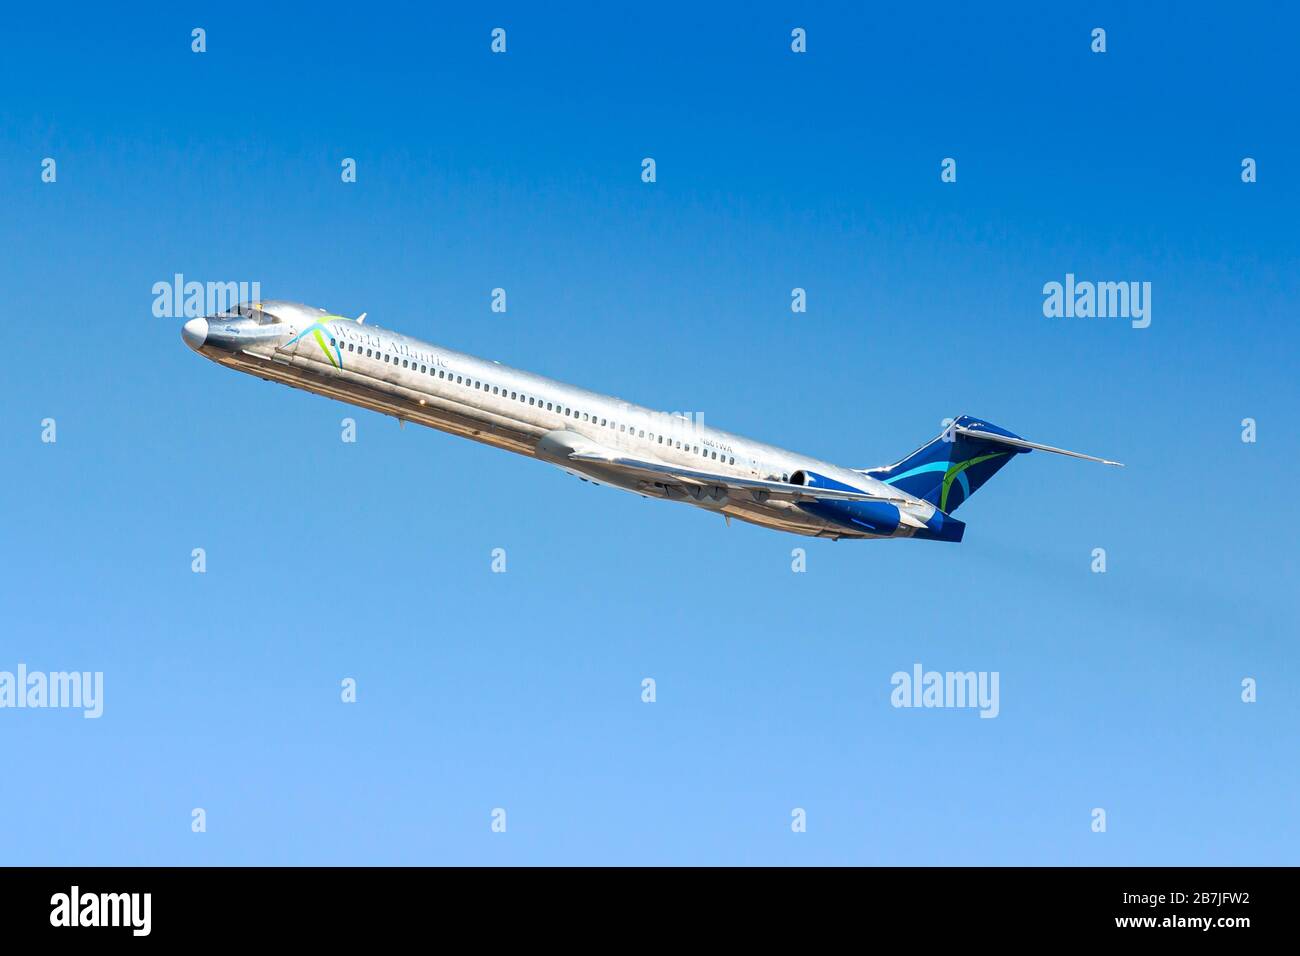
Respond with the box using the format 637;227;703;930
285;316;347;368
325;322;449;372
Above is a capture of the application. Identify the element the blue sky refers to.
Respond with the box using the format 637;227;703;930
1;1;1297;864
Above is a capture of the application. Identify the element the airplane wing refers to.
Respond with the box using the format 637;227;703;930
564;451;916;505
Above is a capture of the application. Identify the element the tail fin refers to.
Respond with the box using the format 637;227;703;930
862;415;1122;513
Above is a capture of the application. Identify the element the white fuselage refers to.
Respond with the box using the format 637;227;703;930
184;300;907;539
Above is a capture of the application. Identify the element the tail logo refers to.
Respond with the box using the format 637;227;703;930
883;452;1009;511
939;453;1007;511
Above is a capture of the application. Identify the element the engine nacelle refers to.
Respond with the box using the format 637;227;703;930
789;470;902;535
790;469;964;541
800;498;902;535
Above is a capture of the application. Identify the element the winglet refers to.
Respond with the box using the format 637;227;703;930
356;312;367;324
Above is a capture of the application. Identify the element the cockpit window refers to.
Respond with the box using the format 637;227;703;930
223;303;281;324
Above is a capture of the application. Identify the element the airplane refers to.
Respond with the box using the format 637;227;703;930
181;300;1122;541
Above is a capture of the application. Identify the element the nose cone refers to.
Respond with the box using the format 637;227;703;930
181;317;208;350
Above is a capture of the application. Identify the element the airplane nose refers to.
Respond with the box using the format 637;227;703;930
181;317;208;349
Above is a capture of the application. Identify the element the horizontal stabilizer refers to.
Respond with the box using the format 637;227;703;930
952;425;1123;467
